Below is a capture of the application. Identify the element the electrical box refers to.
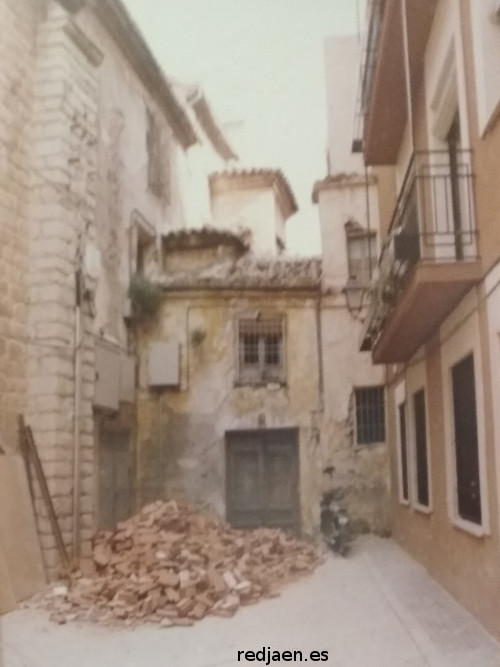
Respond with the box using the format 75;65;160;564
148;342;180;388
94;340;120;411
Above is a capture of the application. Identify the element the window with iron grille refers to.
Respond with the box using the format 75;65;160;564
237;317;285;384
354;386;385;445
146;109;170;201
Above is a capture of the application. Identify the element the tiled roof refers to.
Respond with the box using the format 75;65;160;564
187;89;237;161
162;226;251;253
156;255;321;291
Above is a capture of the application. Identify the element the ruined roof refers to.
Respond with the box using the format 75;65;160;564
311;172;377;203
162;227;251;253
84;0;198;149
209;169;298;221
186;88;238;161
156;256;321;291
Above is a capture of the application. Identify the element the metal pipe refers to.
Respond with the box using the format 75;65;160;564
401;0;416;150
315;292;324;414
72;268;83;559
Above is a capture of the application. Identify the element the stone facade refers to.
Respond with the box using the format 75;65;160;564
26;3;101;572
0;0;42;455
0;0;234;577
135;229;323;533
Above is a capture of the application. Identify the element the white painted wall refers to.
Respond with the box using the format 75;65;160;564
324;35;364;175
424;0;469;150
211;186;278;255
318;179;379;291
469;1;500;135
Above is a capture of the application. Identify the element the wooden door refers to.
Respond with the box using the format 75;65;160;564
225;428;299;533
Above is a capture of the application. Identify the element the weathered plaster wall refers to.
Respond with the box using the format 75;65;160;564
320;304;390;534
0;0;41;453
211;187;278;256
136;292;323;535
317;179;390;534
75;6;187;347
318;177;379;290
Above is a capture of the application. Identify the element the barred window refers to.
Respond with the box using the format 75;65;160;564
354;386;385;445
237;317;285;384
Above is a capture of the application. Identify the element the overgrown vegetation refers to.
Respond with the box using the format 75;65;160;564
128;273;163;320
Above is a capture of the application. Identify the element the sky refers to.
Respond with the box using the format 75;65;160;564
122;0;364;255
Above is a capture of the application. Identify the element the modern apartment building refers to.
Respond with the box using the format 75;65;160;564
358;0;500;638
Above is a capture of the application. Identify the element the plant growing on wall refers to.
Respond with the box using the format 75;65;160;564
128;273;163;320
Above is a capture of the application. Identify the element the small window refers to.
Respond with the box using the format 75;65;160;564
398;401;409;502
413;389;430;507
354;386;385;445
237;317;285;385
146;109;170;201
451;354;481;524
346;232;377;285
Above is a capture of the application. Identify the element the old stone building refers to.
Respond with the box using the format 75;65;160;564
0;0;235;576
1;0;392;584
134;156;390;536
136;231;322;535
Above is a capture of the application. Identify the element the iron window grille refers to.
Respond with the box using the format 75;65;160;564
354;386;385;445
237;317;285;385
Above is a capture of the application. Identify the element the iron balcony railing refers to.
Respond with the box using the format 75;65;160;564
379;149;477;282
361;149;478;351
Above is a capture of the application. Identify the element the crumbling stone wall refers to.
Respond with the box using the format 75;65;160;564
0;0;42;454
26;3;99;575
136;293;323;535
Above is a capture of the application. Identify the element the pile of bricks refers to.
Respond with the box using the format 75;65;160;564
45;500;321;627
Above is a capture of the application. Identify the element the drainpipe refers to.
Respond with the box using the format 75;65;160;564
401;0;416;151
315;289;324;414
72;267;83;559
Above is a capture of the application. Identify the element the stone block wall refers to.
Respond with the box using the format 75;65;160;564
0;0;42;454
27;2;100;576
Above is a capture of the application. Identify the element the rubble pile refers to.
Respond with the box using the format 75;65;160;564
45;500;322;627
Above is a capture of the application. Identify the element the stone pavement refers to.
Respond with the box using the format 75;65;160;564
1;536;499;667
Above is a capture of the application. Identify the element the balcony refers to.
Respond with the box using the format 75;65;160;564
361;150;482;364
357;0;438;164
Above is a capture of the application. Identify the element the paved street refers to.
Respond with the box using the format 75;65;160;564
1;536;499;667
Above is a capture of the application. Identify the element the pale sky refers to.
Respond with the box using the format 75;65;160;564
122;0;364;255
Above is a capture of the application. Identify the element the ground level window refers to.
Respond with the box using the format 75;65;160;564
451;354;481;525
354;386;385;445
237;317;285;384
398;402;409;501
413;389;429;507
